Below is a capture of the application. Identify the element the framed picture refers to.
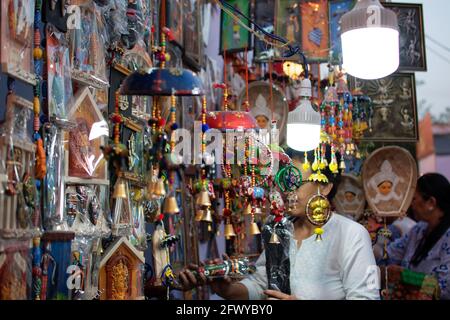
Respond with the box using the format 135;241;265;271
254;0;275;62
65;87;108;184
219;0;251;54
183;0;203;70
166;0;184;48
237;81;289;146
3;94;33;144
300;0;330;62
329;0;355;65
383;2;426;72
274;0;301;59
349;73;418;142
0;0;36;85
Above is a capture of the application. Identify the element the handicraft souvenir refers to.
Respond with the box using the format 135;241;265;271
0;240;30;300
383;2;427;72
362;146;417;217
219;0;251;54
183;0;203;70
237;81;289;145
254;0;276;62
349;73;418;142
332;173;366;221
328;0;356;64
65;87;108;183
46;25;74;120
300;0;329;62
68;4;109;88
0;0;36;84
99;236;145;300
274;0;301;59
0;94;37;236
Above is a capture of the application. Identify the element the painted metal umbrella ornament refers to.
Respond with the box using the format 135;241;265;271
120;67;204;96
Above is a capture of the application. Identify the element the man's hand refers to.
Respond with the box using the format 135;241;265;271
264;289;298;300
178;263;207;291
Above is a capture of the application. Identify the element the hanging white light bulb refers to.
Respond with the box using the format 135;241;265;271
286;78;321;152
341;0;399;80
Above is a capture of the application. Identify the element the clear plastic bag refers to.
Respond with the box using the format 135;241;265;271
261;215;294;294
42;123;67;231
130;188;147;251
104;0;128;46
0;0;36;85
66;184;111;238
0;239;32;300
46;25;74;120
68;4;109;87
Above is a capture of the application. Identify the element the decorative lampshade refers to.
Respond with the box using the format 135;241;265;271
286;78;321;151
120;67;204;96
204;111;258;131
340;0;399;80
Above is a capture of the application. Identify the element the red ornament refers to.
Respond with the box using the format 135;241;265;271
157;118;166;127
111;114;122;124
204;111;257;131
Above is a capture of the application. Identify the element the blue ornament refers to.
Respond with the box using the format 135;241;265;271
171;123;179;130
253;187;265;199
202;124;209;133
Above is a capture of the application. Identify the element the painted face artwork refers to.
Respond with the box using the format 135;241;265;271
344;191;356;202
378;180;393;196
368;160;404;204
255;115;269;130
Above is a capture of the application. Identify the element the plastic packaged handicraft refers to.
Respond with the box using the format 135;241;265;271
0;0;36;85
68;4;109;88
46;25;74;121
261;203;294;294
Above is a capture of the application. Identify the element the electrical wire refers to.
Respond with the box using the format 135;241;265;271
426;45;450;65
426;35;450;54
216;0;309;77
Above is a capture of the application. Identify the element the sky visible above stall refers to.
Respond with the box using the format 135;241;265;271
394;0;450;120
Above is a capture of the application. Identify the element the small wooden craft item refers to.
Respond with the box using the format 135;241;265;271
65;87;108;184
98;236;145;300
1;0;36;84
362;146;417;217
332;173;366;221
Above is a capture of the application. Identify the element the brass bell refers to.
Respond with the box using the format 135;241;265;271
269;232;280;244
249;222;261;235
163;195;180;214
113;180;127;199
153;179;166;197
201;207;213;223
244;203;253;215
195;209;204;222
196;190;211;207
224;223;237;238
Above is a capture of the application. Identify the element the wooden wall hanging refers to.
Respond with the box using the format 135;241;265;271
64;87;108;185
1;0;36;85
362;146;417;217
332;173;366;221
99;236;145;300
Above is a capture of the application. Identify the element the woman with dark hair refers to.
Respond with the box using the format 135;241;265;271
178;148;379;300
382;173;450;299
